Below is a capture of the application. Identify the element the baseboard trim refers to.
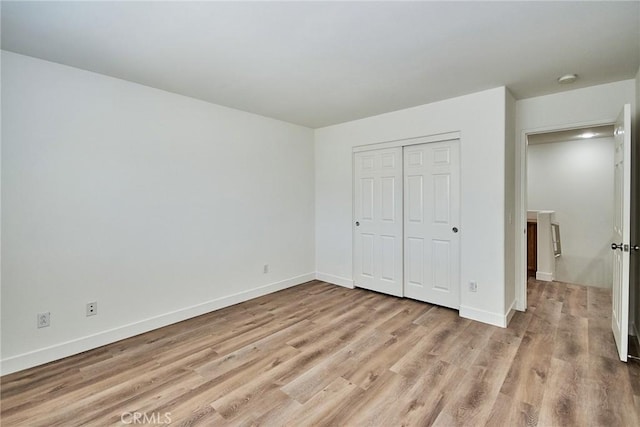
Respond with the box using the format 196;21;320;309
460;304;509;328
536;271;553;282
1;272;315;376
505;299;517;327
315;272;354;289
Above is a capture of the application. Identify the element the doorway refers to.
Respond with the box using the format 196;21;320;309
523;123;625;362
517;104;633;362
526;124;615;288
516;117;617;312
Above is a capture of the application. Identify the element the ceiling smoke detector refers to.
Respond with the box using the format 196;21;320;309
557;74;578;84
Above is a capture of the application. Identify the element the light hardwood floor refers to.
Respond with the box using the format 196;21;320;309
1;279;639;426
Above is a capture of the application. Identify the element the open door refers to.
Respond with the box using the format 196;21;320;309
611;104;631;362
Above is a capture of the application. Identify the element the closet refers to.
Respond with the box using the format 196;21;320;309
353;139;461;309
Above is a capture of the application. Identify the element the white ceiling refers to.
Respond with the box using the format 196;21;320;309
2;1;639;128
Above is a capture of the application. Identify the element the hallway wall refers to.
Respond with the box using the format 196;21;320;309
528;136;615;287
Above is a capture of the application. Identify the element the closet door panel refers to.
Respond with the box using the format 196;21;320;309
404;141;460;309
353;148;403;297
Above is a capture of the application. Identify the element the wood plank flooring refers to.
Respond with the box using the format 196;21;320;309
1;279;639;426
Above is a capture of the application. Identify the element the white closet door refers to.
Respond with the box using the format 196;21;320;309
353;148;403;297
404;140;460;309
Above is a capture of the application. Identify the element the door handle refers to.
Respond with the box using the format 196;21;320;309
632;245;640;251
452;227;459;233
611;243;624;251
355;221;360;227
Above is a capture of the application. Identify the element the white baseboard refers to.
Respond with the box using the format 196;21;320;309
536;271;553;282
505;299;517;327
315;272;354;289
460;304;510;328
0;273;315;376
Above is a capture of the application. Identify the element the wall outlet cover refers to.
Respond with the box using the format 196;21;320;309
86;302;97;316
37;312;50;328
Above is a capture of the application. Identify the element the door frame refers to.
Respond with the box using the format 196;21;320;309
352;131;461;153
515;117;616;311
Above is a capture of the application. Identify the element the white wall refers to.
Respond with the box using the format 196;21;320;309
515;79;636;309
1;51;315;374
315;87;511;327
528;137;614;287
504;90;517;316
516;80;636;131
532;210;557;282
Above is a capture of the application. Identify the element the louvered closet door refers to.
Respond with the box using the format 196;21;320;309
404;140;460;309
353;148;403;297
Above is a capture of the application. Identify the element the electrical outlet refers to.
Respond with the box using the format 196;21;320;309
263;264;269;274
469;281;478;292
37;312;50;328
86;302;97;316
